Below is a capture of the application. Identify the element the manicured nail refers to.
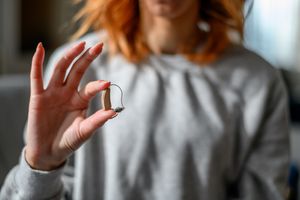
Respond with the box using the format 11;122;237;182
37;42;43;49
98;80;111;91
72;41;86;49
103;81;111;88
79;41;86;47
110;112;118;119
98;80;111;84
89;42;103;56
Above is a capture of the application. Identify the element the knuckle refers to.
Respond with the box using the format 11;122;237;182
76;91;89;105
84;89;93;99
63;53;72;62
85;53;95;63
84;83;98;98
76;125;87;143
56;65;67;74
74;68;85;77
64;139;76;153
74;66;85;78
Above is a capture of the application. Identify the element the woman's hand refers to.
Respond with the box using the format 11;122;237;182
25;42;116;171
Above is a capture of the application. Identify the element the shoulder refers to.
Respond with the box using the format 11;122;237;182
211;45;285;99
214;45;278;82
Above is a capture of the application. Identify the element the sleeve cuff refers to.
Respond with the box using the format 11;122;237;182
14;149;65;199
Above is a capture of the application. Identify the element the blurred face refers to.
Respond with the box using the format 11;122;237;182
140;0;199;19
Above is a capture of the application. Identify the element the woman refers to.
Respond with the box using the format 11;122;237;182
0;0;290;199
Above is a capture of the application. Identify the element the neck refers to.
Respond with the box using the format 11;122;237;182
140;3;202;54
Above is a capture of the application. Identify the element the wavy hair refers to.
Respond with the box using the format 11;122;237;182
72;0;244;64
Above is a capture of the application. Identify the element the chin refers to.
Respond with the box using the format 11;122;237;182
150;4;179;18
143;0;193;19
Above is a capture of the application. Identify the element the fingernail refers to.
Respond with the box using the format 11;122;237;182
103;82;111;89
110;112;118;119
73;41;86;49
37;42;43;49
99;80;111;85
89;42;103;56
79;41;86;47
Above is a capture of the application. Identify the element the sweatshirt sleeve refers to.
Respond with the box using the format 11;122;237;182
0;149;66;200
237;71;290;200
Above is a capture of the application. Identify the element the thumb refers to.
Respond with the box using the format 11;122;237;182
78;109;116;141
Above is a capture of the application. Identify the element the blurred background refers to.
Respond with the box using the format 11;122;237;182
0;0;81;74
0;0;300;197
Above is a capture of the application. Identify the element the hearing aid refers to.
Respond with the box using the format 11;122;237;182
101;83;125;113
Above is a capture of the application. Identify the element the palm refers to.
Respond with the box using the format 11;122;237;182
25;42;116;170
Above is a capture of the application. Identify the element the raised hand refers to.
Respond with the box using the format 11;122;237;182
25;42;116;170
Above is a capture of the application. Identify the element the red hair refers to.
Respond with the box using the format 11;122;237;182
72;0;244;64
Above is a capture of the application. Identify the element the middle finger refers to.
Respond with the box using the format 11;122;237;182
48;41;86;88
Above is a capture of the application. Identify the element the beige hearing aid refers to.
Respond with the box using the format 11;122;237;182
102;88;112;110
101;84;125;113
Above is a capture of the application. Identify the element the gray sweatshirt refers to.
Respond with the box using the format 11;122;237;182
0;32;290;200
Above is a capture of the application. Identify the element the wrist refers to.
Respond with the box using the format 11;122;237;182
24;147;66;171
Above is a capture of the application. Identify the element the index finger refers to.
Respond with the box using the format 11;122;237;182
30;42;45;95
